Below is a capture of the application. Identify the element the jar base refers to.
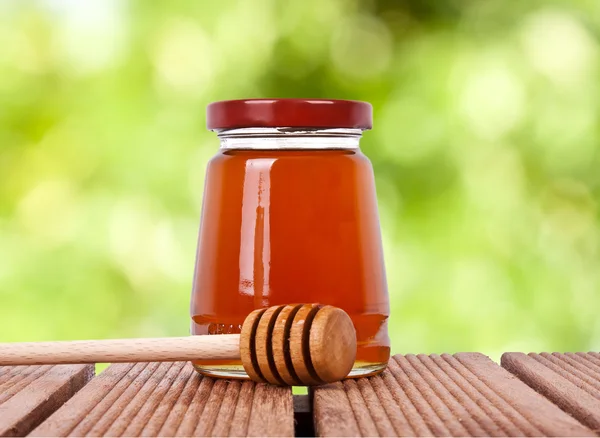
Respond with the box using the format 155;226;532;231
192;361;388;381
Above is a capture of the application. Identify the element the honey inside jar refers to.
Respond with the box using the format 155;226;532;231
191;99;390;379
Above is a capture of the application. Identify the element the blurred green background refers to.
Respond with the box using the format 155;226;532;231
1;0;599;362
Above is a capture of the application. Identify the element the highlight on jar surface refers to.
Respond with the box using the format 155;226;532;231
190;99;390;379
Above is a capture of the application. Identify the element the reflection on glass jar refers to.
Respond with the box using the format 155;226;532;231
190;99;390;379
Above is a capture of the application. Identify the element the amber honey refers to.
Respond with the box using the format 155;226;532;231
191;148;390;379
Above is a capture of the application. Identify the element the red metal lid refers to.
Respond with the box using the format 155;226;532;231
206;99;372;130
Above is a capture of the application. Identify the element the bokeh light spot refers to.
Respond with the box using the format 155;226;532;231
521;9;597;86
330;15;393;80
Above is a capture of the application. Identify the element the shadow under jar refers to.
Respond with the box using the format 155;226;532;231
190;99;390;379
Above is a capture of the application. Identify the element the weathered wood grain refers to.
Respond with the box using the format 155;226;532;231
0;364;93;437
502;352;600;433
31;362;294;437
6;352;600;437
313;353;595;437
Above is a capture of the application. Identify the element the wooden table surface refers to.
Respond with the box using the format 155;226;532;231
1;352;599;437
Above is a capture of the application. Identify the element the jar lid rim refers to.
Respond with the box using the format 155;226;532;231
206;98;373;130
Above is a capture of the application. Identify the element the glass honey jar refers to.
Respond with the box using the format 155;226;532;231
190;99;390;379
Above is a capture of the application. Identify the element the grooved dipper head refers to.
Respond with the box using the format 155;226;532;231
240;304;357;386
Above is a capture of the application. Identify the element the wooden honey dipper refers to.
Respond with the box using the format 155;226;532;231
0;304;356;386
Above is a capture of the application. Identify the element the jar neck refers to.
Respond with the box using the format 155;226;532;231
215;127;363;150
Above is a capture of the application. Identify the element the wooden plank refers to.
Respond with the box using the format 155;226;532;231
502;352;600;432
0;364;93;437
31;362;294;437
247;383;293;436
312;353;594;437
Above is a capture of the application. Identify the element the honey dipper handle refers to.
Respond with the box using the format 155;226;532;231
0;335;241;366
